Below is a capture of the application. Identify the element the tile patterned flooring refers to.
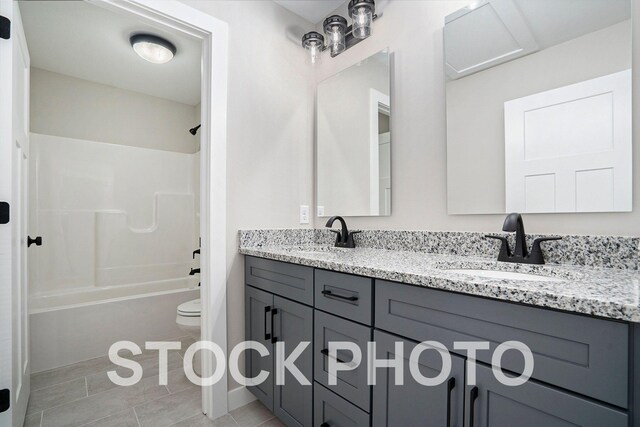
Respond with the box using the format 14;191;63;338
24;336;284;427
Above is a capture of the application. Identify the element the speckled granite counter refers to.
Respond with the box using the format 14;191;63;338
239;233;640;322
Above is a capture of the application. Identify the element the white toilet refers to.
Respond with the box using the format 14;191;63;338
176;299;202;375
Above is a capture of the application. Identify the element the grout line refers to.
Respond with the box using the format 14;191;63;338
255;416;277;427
133;407;142;427
39;411;43;427
228;413;241;427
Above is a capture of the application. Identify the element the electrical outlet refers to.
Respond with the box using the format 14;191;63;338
317;206;325;217
299;205;309;224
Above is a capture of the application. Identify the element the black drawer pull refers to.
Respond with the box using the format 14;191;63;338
469;386;479;427
264;306;271;341
321;290;358;302
320;348;347;364
446;377;455;427
270;308;278;343
321;423;330;427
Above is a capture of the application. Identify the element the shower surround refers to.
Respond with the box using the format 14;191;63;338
29;133;200;372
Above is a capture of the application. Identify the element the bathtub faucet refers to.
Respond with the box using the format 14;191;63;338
189;268;200;276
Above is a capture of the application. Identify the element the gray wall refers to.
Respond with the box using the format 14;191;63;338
30;68;199;153
180;0;315;391
313;0;640;237
447;20;631;214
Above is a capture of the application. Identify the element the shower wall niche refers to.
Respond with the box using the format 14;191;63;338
29;133;200;300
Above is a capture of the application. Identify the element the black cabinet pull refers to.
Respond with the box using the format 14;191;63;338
446;377;455;427
321;423;330;427
270;308;278;343
321;290;358;302
264;306;271;341
469;386;479;427
320;348;347;364
28;236;42;247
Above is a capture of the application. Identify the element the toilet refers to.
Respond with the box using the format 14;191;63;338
176;299;201;375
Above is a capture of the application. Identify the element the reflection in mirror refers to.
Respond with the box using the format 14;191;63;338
317;49;391;217
445;0;632;214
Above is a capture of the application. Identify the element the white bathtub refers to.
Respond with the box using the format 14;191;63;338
30;277;199;373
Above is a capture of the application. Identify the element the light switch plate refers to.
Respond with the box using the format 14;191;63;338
299;205;309;224
317;206;325;217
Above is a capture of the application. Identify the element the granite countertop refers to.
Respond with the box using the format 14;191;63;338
239;244;640;322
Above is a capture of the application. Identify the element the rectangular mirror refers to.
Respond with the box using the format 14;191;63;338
445;0;632;214
317;49;391;217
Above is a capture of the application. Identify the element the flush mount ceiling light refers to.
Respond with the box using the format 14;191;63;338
301;0;378;64
130;34;176;64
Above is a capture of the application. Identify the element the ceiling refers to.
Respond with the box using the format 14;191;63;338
274;0;347;24
19;1;201;106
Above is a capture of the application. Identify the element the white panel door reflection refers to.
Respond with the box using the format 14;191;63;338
505;70;632;213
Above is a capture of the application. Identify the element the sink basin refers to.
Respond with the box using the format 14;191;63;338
446;269;563;282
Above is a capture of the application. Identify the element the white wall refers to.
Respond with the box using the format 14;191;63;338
30;68;199;153
179;0;315;390
447;20;631;214
313;0;640;237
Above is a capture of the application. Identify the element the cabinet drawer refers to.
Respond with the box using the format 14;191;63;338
315;270;373;325
314;310;372;411
314;382;370;427
245;256;313;305
375;280;629;408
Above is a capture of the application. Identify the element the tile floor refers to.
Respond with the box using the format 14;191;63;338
24;336;284;427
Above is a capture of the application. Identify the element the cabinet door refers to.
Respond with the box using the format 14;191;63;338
372;331;465;427
467;364;628;427
273;296;313;427
314;310;371;411
245;286;275;411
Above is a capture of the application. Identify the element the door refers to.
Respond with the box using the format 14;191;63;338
466;363;627;427
372;331;465;427
0;2;30;426
272;296;313;427
245;286;275;411
504;70;632;213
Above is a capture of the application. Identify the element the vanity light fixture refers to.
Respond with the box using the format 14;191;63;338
302;31;325;65
349;0;375;39
130;34;176;64
324;15;347;56
301;0;378;64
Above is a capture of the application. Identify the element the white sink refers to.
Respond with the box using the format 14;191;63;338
447;269;563;282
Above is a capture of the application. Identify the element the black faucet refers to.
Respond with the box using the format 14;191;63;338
485;213;561;265
189;268;200;275
325;216;360;248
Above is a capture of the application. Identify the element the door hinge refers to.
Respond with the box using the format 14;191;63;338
0;389;9;413
0;15;10;40
0;202;8;224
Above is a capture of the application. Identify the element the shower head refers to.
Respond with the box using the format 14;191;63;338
189;124;201;135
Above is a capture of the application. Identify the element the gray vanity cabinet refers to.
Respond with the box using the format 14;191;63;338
272;296;313;427
245;257;314;427
245;286;275;411
372;330;466;427
467;364;628;427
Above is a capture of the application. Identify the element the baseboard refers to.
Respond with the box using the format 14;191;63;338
228;386;257;411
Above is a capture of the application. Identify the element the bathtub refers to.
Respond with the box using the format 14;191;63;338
30;277;199;373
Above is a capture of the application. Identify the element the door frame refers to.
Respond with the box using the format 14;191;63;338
88;0;229;419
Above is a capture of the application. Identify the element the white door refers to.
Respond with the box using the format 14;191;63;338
504;70;632;213
0;2;31;426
